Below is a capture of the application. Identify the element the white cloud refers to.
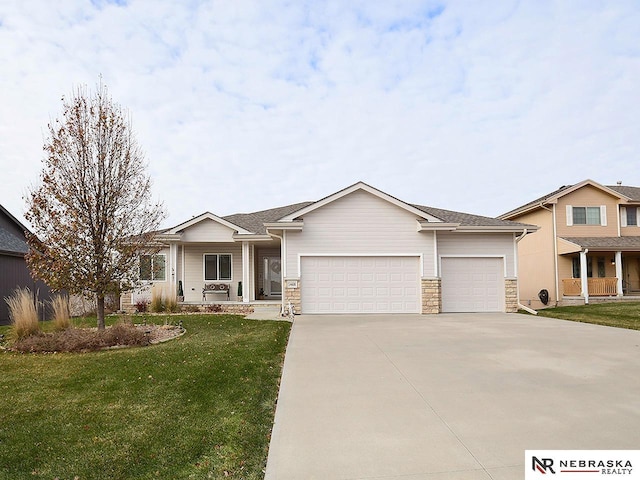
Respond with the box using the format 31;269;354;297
1;0;639;228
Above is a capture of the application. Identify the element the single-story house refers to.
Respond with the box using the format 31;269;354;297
0;204;54;324
123;182;537;314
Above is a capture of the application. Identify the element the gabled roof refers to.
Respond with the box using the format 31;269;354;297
161;183;536;237
166;212;252;235
499;179;632;219
278;182;444;223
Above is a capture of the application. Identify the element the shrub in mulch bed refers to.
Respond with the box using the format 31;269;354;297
10;323;150;353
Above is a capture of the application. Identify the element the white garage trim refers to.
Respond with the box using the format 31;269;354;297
297;253;424;278
300;255;421;314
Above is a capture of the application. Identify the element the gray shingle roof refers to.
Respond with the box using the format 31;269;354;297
499;184;574;218
223;201;315;234
412;204;535;228
0;225;28;255
222;199;532;232
561;236;640;250
607;185;640;201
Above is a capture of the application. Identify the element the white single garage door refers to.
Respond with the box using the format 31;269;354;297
441;257;505;312
301;256;420;314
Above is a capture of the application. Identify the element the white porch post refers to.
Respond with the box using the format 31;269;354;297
580;250;589;304
615;251;623;297
250;244;255;302
169;243;178;298
242;241;250;303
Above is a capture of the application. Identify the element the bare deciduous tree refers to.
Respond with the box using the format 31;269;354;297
25;81;166;330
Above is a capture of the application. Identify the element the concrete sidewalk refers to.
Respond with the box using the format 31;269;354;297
265;314;640;480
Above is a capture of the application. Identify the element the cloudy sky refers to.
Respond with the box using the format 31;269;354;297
1;0;639;228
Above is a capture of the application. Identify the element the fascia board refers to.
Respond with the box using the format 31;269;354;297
154;233;182;242
264;222;304;231
417;221;459;231
455;225;540;233
232;234;274;242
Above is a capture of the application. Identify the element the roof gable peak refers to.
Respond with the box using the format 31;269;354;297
166;211;251;234
277;182;444;223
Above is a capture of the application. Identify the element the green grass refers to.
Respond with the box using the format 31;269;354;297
0;314;291;479
534;301;640;330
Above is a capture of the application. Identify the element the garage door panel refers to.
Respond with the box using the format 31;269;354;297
301;256;420;314
441;257;504;313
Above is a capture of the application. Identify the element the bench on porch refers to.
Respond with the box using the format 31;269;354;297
202;283;230;301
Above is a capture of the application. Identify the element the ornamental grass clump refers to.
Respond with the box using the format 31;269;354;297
5;287;40;340
150;292;165;313
165;296;179;313
11;320;150;353
50;294;71;331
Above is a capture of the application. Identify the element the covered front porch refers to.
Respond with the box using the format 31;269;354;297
122;209;289;312
559;236;640;303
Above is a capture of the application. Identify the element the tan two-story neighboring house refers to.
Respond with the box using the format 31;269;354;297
500;179;640;309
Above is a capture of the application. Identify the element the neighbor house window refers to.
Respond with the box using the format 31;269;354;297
139;254;166;281
572;206;602;225
204;254;232;281
627;207;638;226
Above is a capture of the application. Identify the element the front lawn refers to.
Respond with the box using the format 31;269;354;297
0;314;290;479
534;301;640;330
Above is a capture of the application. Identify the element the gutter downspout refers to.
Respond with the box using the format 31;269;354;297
515;229;537;315
267;230;285;315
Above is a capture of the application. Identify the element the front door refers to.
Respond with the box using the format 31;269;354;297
263;257;282;297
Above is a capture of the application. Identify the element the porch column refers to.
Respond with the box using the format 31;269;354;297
242;241;250;303
580;250;589;304
169;243;178;298
615;251;623;297
250;244;255;302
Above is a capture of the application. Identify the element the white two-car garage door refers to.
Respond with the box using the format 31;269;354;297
441;257;505;312
301;256;420;314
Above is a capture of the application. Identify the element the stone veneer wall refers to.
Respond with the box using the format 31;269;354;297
120;291;134;313
505;278;518;313
421;278;441;314
284;279;301;314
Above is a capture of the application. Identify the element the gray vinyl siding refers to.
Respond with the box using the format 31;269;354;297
437;232;516;277
284;190;435;277
182;244;242;302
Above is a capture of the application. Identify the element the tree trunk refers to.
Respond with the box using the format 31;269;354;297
97;295;106;330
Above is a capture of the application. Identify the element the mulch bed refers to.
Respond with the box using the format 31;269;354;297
5;323;185;353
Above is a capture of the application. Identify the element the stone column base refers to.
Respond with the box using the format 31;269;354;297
421;278;441;314
284;278;301;314
505;278;518;313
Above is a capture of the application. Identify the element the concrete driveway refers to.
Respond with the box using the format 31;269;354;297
265;313;640;480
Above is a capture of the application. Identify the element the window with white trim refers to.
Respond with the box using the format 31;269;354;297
204;254;232;281
567;205;606;226
627;207;638;226
139;254;166;281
